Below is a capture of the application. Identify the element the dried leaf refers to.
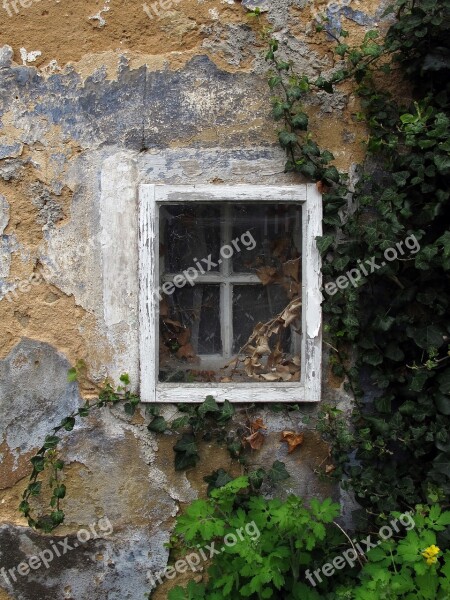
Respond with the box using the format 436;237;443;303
177;327;191;346
260;372;280;381
283;258;300;282
244;431;265;450
256;266;278;285
250;418;267;432
268;347;283;369
325;464;336;474
281;299;301;327
255;336;271;356
176;343;197;361
280;431;304;453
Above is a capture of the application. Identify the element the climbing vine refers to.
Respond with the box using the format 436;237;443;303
258;0;450;518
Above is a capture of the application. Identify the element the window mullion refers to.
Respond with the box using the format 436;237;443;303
221;204;233;358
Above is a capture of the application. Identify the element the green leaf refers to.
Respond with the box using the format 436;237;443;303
268;460;290;482
147;416;168;432
119;373;130;385
278;131;298;148
174;434;199;456
124;402;135;416
53;484;66;499
218;399;235;422
61;416;76;432
67;367;78;382
291;112;309;130
322;166;340;183
31;456;45;472
204;469;233;494
434;154;450;174
198;395;220;417
50;510;65;525
44;435;60;449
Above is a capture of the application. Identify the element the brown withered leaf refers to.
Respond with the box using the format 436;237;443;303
164;318;183;330
271;236;290;260
250;418;267;432
176;343;198;361
260;372;280;381
244;431;265;450
255;336;271;356
280;431;304;453
282;258;300;282
160;298;169;318
325;464;336;474
281;299;301;327
177;327;191;346
256;266;278;286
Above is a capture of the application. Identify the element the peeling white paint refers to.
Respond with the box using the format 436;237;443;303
19;48;42;65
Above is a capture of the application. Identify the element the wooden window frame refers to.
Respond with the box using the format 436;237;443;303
139;184;322;403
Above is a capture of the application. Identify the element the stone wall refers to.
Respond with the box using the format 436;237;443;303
0;1;389;597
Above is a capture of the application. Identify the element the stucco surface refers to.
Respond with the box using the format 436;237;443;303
0;0;386;596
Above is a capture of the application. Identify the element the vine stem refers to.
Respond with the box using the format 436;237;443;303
332;521;367;568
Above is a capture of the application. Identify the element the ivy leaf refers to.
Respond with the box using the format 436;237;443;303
434;154;450;174
278;131;298;148
61;417;76;432
322;166;340;183
204;469;233;495
198;395;220;417
147;416;168;432
174;434;200;471
44;435;60;449
291;112;309;130
268;460;290;482
218;399;235;423
124;403;135;416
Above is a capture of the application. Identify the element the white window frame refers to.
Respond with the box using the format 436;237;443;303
139;184;322;403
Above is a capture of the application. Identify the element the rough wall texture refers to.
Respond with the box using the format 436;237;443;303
0;1;389;598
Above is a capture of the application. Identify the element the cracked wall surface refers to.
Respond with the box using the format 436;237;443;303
0;1;390;598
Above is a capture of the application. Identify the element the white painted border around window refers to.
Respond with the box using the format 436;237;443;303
139;184;322;403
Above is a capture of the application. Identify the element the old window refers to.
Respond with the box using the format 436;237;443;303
139;185;322;403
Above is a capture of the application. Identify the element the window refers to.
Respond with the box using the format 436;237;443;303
139;184;322;403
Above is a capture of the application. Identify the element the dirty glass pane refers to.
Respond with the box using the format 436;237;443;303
232;204;301;273
231;284;301;382
232;285;295;353
159;285;221;382
158;201;302;383
160;205;221;272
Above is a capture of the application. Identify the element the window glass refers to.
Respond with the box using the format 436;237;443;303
158;203;302;383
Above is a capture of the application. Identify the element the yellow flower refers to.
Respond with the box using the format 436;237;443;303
422;545;440;565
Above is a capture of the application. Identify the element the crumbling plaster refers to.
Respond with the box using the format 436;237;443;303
0;0;389;597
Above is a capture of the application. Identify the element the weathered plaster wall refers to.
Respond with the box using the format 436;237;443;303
0;1;390;598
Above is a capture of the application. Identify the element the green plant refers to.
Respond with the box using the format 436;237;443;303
167;476;344;600
347;504;450;599
19;369;136;532
167;481;450;599
260;0;450;519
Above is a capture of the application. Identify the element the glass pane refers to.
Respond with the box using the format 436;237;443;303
231;284;301;382
159;285;221;382
232;285;294;353
160;204;221;272
232;204;301;273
